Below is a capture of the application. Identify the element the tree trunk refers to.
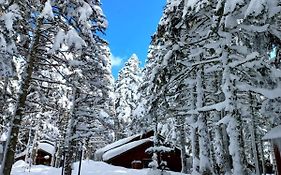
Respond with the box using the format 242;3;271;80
212;111;223;174
64;87;78;175
0;77;8;112
0;18;42;175
249;93;260;175
196;68;212;175
176;114;188;173
190;84;199;174
221;123;232;175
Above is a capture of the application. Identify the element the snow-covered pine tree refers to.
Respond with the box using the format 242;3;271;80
1;0;111;174
0;1;55;173
54;1;114;174
139;0;199;174
114;54;142;139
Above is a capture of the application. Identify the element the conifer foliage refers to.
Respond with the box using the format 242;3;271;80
0;0;281;175
114;54;142;139
0;0;113;175
139;0;281;175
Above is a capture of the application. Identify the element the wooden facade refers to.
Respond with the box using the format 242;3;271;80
35;149;52;165
15;140;55;166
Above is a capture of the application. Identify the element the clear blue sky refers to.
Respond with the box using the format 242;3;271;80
101;0;166;78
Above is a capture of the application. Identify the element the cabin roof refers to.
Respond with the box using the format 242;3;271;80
263;125;281;140
15;140;55;159
95;130;153;160
102;138;152;161
95;134;141;160
38;141;55;155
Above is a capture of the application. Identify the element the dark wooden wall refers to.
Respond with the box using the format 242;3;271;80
35;150;52;166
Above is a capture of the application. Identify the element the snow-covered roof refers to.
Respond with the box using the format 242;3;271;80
15;149;28;159
262;125;281;140
95;134;141;160
102;138;152;161
37;141;55;155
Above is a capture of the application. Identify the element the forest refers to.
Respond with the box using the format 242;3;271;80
0;0;281;175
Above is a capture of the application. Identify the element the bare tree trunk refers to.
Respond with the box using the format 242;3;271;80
0;18;43;175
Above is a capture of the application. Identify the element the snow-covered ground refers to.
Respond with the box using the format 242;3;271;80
10;160;187;175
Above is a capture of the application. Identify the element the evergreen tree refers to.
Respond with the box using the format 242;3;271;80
114;54;142;139
0;1;111;174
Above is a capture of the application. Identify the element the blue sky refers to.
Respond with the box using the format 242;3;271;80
101;0;166;78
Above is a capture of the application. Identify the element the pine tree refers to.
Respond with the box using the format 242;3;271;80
114;54;142;139
1;0;111;174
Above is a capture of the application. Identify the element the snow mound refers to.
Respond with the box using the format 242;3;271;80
13;160;28;168
10;160;187;175
37;141;55;155
263;125;281;140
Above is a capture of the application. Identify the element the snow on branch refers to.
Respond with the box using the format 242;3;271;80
39;0;54;20
237;84;281;99
180;101;227;115
229;52;259;68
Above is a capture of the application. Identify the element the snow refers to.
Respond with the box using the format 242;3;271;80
262;125;281;140
95;134;141;160
237;84;281;99
245;0;266;17
15;149;28;160
224;0;244;14
267;0;281;18
37;141;55;155
9;160;187;175
102;138;152;161
226;117;244;175
48;30;65;53
65;28;86;50
39;0;54;20
146;146;173;153
0;4;20;32
185;0;199;10
0;132;7;142
78;2;93;26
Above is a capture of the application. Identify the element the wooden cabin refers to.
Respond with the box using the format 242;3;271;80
263;125;281;175
94;131;182;172
15;140;55;166
35;140;55;165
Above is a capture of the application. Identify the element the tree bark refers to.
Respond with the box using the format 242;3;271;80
176;114;188;173
64;87;78;175
249;93;260;175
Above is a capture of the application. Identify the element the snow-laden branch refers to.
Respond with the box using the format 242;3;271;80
237;84;281;99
